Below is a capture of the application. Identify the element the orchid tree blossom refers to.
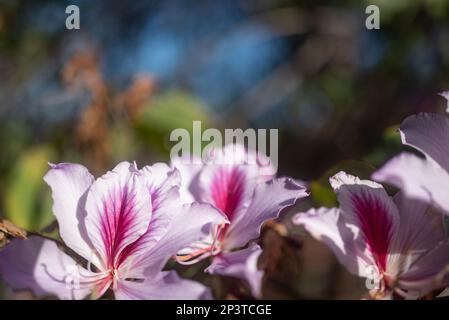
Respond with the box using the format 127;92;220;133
172;144;308;297
293;171;449;299
372;111;449;217
0;162;224;300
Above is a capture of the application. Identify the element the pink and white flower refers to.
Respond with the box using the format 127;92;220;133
172;144;308;297
293;171;449;299
0;162;224;300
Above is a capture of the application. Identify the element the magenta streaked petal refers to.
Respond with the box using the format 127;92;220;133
351;193;392;272
208;166;252;222
198;154;260;225
172;143;284;254
296;170;449;298
117;164;183;271
197;162;258;245
0;236;95;300
399;112;449;171
331;171;399;273
114;271;211;300
373;152;449;215
43;163;97;266
223;177;308;250
84;162;152;270
172;144;276;207
206;244;263;298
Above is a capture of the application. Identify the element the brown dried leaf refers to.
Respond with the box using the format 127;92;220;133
0;219;27;249
63;50;110;173
115;74;156;120
0;218;27;239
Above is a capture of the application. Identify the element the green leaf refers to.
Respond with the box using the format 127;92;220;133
135;89;214;155
364;124;402;168
310;181;337;208
4;145;55;230
311;160;375;207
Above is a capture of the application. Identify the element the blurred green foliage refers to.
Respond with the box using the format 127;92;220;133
4;146;54;231
136;90;214;155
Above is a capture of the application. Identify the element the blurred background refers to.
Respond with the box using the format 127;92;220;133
1;0;449;299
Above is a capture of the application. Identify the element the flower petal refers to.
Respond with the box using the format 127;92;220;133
386;193;449;296
171;155;204;204
399;113;449;171
206;244;263;298
223;178;308;250
114;271;211;300
390;192;446;259
293;207;368;276
396;241;449;298
373;152;449;215
84;162;152;270
329;171;383;191
116;164;183;274
200;164;257;223
129;202;226;278
330;171;400;273
43;163;96;264
0;236;94;300
172;144;275;207
195;145;264;223
142;163;181;210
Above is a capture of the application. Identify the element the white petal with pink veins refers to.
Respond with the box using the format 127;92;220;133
331;172;400;274
84;161;152;270
116;164;184;275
